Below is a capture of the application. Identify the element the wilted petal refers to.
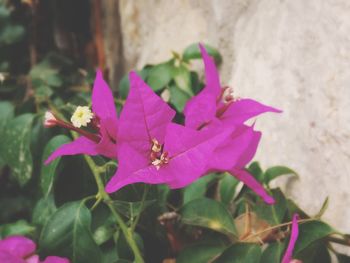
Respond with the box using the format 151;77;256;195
0;236;36;258
41;256;70;263
229;168;275;204
281;214;299;263
220;99;282;125
45;137;99;164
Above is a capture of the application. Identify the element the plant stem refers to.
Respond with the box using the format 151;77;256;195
84;155;144;263
131;185;149;232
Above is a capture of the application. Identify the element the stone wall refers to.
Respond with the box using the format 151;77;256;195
118;0;350;235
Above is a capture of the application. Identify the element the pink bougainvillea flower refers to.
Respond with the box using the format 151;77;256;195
203;123;275;204
105;72;233;193
0;236;69;263
281;214;300;263
183;44;279;204
184;43;281;130
45;70;118;163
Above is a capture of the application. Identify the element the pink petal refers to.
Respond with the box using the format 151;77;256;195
106;123;233;192
0;236;36;258
41;256;70;263
184;92;217;129
105;143;151;193
206;125;261;171
0;251;25;263
234;126;261;169
229;168;275;204
92;70;118;134
45;136;99;164
281;214;299;263
220;99;282;125
184;44;221;129
118;71;175;147
164;123;233;188
199;43;221;96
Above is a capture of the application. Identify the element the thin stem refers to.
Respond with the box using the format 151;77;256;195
327;236;350;246
84;155;144;263
241;218;315;242
131;185;149;232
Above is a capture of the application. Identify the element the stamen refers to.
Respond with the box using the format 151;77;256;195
151;138;162;153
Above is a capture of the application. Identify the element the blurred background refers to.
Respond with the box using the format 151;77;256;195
1;0;350;237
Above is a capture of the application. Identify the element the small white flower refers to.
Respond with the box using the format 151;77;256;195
0;73;5;83
71;106;93;128
44;111;57;127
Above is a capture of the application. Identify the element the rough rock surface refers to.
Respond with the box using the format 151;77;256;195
119;0;350;235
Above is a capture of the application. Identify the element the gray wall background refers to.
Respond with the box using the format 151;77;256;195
115;0;350;235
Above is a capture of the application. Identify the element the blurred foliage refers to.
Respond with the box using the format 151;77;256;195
0;1;350;263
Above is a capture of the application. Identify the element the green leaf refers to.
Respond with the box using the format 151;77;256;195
247;162;264;182
213;243;261;263
337;253;350;263
264;166;297;184
173;65;193;96
260;242;285;263
254;188;287;225
0;24;25;44
39;201;102;263
0;220;35;238
177;243;226;263
219;173;239;206
40;135;71;197
183;43;222;64
1;113;34;186
146;62;174;91
183;173;217;204
294;221;335;254
0;101;14;167
180;198;237;236
168;83;191;112
32;195;57;227
314;197;329;218
296;241;332;263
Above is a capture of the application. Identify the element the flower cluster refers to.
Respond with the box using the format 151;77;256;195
0;236;69;263
45;44;281;204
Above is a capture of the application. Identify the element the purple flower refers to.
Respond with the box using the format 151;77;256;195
184;44;279;204
45;70;118;163
281;214;300;263
184;43;281;130
105;72;233;193
0;236;69;263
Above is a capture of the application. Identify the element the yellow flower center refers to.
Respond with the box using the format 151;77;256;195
71;106;93;128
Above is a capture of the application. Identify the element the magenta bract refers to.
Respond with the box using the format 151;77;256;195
105;72;233;193
45;70;118;163
0;236;69;263
281;214;300;263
